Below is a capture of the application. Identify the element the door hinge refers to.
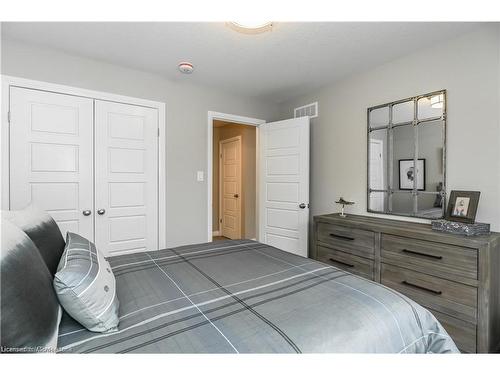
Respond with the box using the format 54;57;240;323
220;219;222;223
220;153;222;158
157;128;160;137
7;111;11;124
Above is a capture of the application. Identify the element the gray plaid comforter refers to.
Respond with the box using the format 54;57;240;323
57;240;458;353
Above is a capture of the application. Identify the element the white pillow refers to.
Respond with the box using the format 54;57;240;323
53;232;119;332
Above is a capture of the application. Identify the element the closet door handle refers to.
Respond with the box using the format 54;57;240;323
97;209;106;215
401;280;442;295
82;210;92;216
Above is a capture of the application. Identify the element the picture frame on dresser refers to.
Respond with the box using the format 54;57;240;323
445;190;481;224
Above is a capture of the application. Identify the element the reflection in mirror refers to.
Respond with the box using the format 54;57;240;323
391;192;414;215
392;100;413;124
392;125;415;190
369;191;386;212
418;95;445;120
418;121;444;192
418;121;444;218
417;193;444;219
367;90;446;219
368;128;388;191
369;106;389;128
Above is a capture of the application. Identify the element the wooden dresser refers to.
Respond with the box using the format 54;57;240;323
312;213;500;353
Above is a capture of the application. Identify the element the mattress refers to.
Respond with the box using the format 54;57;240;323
57;239;458;353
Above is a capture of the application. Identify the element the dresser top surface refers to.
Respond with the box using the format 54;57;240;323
314;213;500;247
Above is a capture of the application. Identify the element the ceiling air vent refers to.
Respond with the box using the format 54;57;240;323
294;102;318;119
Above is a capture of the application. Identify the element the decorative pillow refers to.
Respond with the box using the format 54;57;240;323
3;206;65;276
53;232;120;333
1;220;62;353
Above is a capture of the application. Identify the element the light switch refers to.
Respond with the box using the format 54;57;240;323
197;171;204;182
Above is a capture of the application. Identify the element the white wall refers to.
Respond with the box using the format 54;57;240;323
1;38;280;247
279;25;500;231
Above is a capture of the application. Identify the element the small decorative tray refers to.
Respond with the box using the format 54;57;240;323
431;220;490;236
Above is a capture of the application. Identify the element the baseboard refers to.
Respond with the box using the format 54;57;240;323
212;231;220;236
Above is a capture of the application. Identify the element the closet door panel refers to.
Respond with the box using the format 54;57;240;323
9;87;94;239
94;100;158;256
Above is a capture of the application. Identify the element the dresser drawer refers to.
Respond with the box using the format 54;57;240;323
317;222;375;259
317;245;374;280
381;234;478;282
430;309;477;353
381;264;477;323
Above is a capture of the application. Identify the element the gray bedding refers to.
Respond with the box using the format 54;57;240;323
57;240;458;353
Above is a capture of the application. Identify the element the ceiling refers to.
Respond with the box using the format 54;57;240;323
1;22;480;103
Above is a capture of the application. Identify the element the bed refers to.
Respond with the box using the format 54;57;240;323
57;239;458;353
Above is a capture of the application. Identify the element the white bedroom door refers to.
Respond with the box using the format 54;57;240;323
94;100;159;256
369;139;384;211
259;117;310;257
9;87;94;239
220;136;242;239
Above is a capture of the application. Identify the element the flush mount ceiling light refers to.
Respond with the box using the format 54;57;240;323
430;93;444;109
227;21;273;34
178;62;194;74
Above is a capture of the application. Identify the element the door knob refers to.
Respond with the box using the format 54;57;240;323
82;210;92;216
97;209;106;215
234;194;239;198
299;203;307;209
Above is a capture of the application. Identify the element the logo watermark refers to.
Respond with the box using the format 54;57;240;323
1;345;66;353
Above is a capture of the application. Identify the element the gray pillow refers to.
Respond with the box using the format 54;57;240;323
1;220;62;353
53;232;120;333
3;206;65;276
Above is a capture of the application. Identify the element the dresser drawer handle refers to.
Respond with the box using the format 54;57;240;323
329;233;355;241
401;280;442;295
401;249;443;260
328;258;355;268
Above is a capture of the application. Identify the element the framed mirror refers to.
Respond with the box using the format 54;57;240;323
367;90;446;219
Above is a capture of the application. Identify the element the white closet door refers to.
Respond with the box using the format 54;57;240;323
259;117;310;257
94;100;158;256
9;87;94;239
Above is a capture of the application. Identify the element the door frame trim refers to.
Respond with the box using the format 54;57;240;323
219;135;242;239
1;75;167;249
207;111;265;242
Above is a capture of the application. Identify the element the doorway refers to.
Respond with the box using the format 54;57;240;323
212;120;256;241
207;111;310;257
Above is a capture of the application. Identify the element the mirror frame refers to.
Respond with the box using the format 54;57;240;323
366;89;447;219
